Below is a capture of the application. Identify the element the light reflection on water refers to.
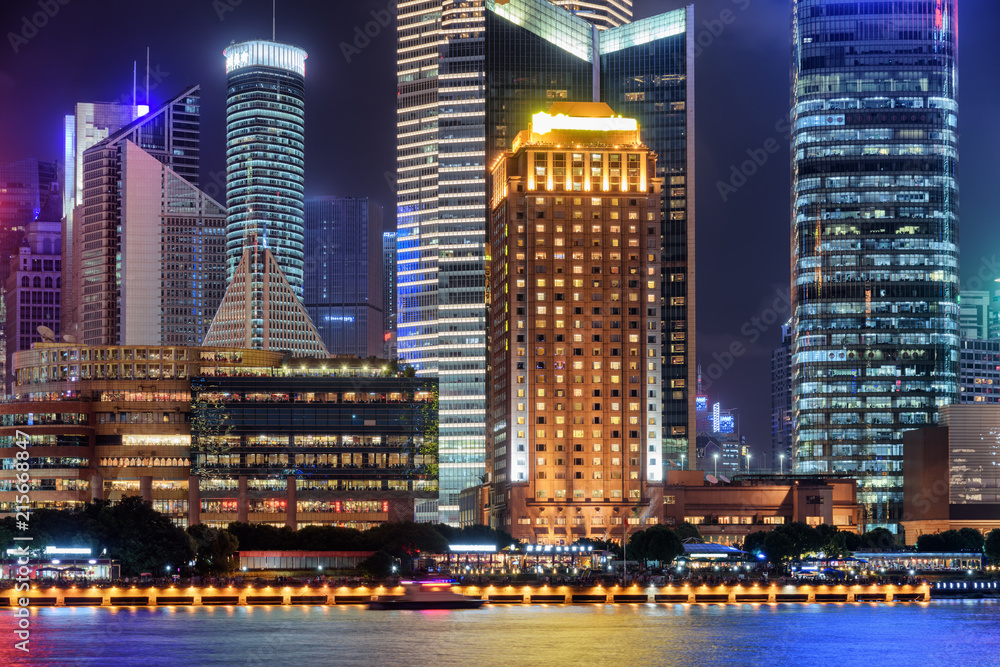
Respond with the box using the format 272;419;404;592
1;600;998;666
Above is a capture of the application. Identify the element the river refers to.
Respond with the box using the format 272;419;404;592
2;600;998;666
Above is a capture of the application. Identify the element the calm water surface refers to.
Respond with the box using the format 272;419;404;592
1;600;998;666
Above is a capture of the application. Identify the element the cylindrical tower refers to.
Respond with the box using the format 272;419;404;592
790;0;959;533
224;40;308;297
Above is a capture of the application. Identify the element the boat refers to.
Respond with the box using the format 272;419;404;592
369;581;485;610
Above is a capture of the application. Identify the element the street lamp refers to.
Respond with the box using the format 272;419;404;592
779;454;785;475
745;453;752;473
713;453;719;477
680;453;686;470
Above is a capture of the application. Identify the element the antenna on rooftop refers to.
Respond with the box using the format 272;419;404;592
146;47;150;106
272;0;276;40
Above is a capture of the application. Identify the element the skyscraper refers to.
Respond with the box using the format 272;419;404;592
73;85;220;346
383;230;397;341
223;40;307;297
396;0;695;525
487;104;663;540
545;0;632;29
304;197;384;357
62;102;139;339
771;323;792;473
790;0;960;532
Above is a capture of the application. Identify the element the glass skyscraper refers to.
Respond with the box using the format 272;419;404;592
791;0;959;532
224;40;308;298
397;0;695;525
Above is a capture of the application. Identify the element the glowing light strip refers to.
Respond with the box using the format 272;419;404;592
532;112;637;136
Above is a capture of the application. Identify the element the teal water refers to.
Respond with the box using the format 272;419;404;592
2;600;998;666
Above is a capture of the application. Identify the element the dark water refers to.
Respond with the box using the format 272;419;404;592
2;600;998;666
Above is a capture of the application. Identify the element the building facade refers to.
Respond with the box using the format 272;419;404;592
487;104;664;542
959;290;989;341
5;217;62;392
901;404;1000;545
790;0;960;532
304;197;384;357
0;345;436;530
74;85;208;346
662;470;860;546
396;0;696;524
383;230;397;345
771;323;793;472
545;0;632;29
224;40;308;298
958;339;1000;404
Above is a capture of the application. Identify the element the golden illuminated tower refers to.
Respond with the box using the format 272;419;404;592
488;103;663;543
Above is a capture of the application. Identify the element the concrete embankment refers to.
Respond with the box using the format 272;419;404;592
0;582;931;607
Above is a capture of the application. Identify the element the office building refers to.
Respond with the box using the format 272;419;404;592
959;290;989;341
383;230;397;339
397;0;695;524
74;85;209;346
662;470;859;546
62;102;139;340
790;0;960;532
487;104;664;542
958;339;1000;404
4;211;62;393
202;244;328;357
902;404;1000;545
545;0;631;29
223;40;307;297
0;158;59;295
771;322;793;472
304;197;384;357
0;345;437;530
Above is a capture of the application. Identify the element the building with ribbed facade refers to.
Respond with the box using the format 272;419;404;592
223;40;307;298
790;0;960;532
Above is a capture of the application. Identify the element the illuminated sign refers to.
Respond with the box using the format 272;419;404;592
449;545;497;552
531;111;637;136
44;547;92;555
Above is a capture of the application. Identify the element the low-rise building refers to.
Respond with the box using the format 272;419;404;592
662;471;860;545
901;404;1000;545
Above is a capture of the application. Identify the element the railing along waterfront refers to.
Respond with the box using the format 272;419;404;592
1;582;931;607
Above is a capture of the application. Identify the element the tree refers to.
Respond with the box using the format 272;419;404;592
627;526;684;566
916;533;946;553
673;521;703;542
741;531;769;559
573;538;622;559
188;525;240;574
417;387;439;479
985;529;1000;565
815;524;852;559
918;529;985;553
87;496;195;576
362;522;448;558
360;550;396;578
859;527;898;551
190;385;235;476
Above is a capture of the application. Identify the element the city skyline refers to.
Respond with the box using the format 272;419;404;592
0;0;999;460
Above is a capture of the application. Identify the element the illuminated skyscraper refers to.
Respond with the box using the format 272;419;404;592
790;0;960;532
545;0;632;29
223;40;307;298
487;104;663;539
397;0;694;525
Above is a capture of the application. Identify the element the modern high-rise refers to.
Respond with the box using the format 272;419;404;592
74;85;219;346
487;104;663;540
545;0;631;29
383;230;397;338
396;0;695;525
790;0;960;532
223;40;307;298
771;323;793;472
303;197;384;357
959;290;988;340
62;102;139;339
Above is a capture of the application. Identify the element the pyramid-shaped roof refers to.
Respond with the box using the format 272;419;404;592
202;243;328;357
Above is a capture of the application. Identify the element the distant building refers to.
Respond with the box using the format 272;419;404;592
383;230;397;337
771;323;792;472
4;214;62;392
224;40;308;298
958;339;1000;404
486;103;664;542
662;470;860;546
960;291;989;341
901;404;1000;545
304;197;384;357
0;158;59;294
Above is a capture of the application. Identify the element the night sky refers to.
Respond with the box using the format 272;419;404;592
0;0;997;464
